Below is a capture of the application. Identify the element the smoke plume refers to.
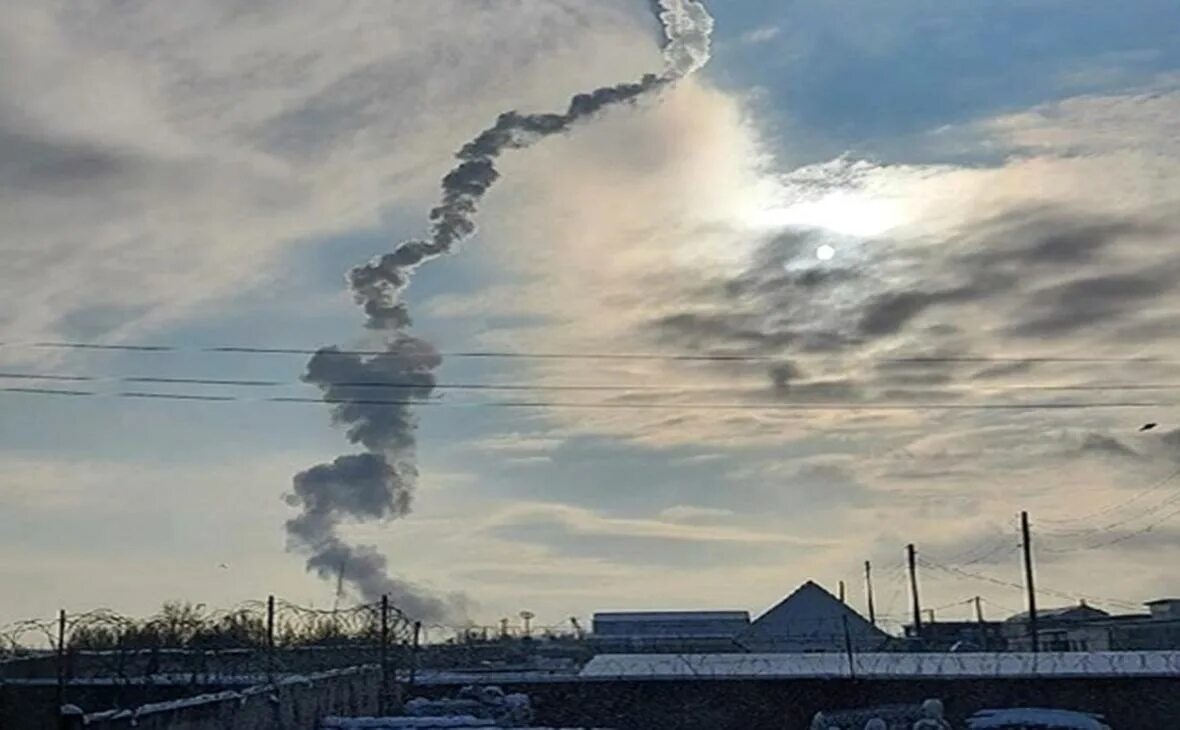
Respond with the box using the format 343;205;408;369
287;0;715;620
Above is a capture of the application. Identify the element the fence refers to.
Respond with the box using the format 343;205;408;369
0;596;420;723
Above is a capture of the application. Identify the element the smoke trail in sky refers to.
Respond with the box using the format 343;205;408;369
287;1;716;620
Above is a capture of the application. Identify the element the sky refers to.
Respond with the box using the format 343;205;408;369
2;0;1180;634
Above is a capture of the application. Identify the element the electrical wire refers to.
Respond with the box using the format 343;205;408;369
10;369;1180;396
919;557;1142;611
5;340;1180;365
2;383;1171;413
1040;466;1180;528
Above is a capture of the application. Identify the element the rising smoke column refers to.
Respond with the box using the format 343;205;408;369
287;0;715;621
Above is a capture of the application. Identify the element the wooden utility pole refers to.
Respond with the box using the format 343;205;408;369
838;581;846;604
841;615;856;680
907;544;923;637
864;561;877;627
1021;511;1040;653
974;596;987;650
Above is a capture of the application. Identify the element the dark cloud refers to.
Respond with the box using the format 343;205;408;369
651;311;795;352
0;126;145;191
961;212;1152;268
858;291;944;336
1078;432;1141;460
1008;271;1177;338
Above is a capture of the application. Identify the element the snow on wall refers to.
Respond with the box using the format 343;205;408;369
76;665;380;730
579;652;1180;680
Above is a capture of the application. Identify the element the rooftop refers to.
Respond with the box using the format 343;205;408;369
593;611;749;623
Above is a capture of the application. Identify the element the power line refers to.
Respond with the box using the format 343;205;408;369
1040;466;1180;529
1;385;1172;413
919;557;1141;611
1042;484;1180;540
6;340;1180;365
11;369;1180;396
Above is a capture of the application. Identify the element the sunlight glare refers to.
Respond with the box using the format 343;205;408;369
754;191;902;238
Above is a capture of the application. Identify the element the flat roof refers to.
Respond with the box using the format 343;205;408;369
580;652;1180;680
593;611;750;622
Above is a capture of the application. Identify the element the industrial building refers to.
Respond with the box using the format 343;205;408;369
591;581;888;653
901;599;1180;652
590;610;751;652
1004;599;1180;652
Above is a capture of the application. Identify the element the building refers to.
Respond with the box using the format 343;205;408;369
740;581;890;652
903;620;1007;651
590;611;751;652
1003;600;1180;652
1003;603;1111;651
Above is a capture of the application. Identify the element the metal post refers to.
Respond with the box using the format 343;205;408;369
410;621;421;687
380;595;390;713
864;561;877;627
56;610;67;716
266;595;276;682
1021;511;1039;653
907;544;923;638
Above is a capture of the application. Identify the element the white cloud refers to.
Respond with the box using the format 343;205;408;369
474;433;566;456
740;26;781;45
0;0;659;349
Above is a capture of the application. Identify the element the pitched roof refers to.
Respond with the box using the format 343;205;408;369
741;581;887;650
1005;604;1110;623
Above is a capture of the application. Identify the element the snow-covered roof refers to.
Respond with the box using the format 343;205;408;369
579;652;1180;680
322;721;611;730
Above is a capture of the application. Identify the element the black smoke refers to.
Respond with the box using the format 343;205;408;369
286;1;716;619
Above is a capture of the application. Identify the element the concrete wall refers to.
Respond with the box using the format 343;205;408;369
411;675;1180;730
75;667;381;730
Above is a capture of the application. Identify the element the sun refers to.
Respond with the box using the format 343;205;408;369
816;244;836;261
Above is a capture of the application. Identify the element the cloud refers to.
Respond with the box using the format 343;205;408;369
0;0;659;348
479;502;823;567
1077;432;1141;460
740;26;781;46
658;504;737;523
475;433;566;456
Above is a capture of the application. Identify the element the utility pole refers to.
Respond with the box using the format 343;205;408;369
841;615;856;680
925;609;935;625
974;596;987;650
838;581;846;604
1021;511;1039;653
864;561;877;627
907;544;923;638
